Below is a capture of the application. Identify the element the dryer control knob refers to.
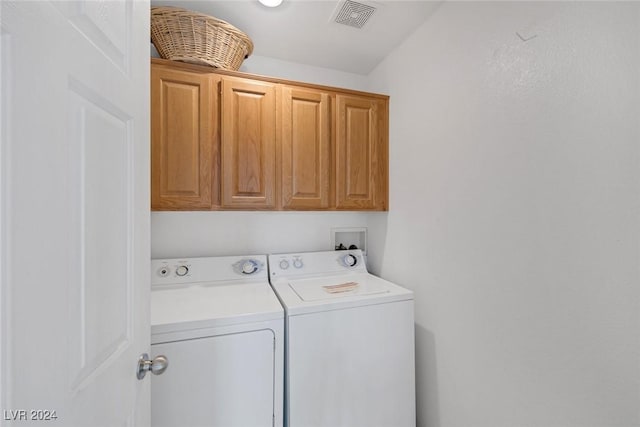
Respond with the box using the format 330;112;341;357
279;259;290;270
293;258;303;269
175;265;189;276
241;260;259;275
343;254;358;268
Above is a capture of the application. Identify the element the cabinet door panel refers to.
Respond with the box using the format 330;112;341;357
336;95;388;210
151;67;213;209
221;78;276;209
281;87;330;209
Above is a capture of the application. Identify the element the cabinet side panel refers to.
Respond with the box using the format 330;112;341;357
375;99;389;210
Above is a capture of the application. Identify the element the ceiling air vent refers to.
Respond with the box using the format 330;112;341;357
333;0;377;29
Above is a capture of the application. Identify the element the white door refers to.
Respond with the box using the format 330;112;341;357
1;1;150;426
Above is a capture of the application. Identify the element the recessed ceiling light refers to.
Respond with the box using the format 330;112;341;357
259;0;283;7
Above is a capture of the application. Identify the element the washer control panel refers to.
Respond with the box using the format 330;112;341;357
268;250;366;278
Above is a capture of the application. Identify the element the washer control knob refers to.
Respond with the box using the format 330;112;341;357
241;260;259;275
293;258;303;269
175;265;189;277
343;254;358;268
279;259;290;270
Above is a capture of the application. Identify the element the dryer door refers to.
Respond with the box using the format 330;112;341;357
151;329;276;427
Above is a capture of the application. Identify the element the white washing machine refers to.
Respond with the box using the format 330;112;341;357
150;255;284;427
268;249;415;427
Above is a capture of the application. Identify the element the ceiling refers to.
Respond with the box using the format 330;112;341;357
150;0;442;75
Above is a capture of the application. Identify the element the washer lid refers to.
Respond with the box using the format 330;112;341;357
151;282;283;335
289;275;389;302
271;273;413;316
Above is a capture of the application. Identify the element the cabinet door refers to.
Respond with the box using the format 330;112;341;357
281;86;331;209
221;78;276;209
151;67;214;209
335;95;388;210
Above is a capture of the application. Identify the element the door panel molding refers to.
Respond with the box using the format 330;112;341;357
67;79;134;392
53;0;132;75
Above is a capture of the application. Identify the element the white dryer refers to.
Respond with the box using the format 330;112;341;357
268;250;415;427
151;255;284;427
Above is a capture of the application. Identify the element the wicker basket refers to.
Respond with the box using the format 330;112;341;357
150;6;254;71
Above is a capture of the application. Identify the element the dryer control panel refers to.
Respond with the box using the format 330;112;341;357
151;255;267;286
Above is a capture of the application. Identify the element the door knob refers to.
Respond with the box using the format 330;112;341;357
137;353;169;380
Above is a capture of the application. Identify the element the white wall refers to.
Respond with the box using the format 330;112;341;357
152;211;372;258
151;44;370;91
367;2;640;427
241;54;370;92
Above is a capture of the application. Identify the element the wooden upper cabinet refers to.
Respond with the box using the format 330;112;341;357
150;59;388;212
335;94;388;210
280;86;331;210
220;77;276;209
151;66;214;209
